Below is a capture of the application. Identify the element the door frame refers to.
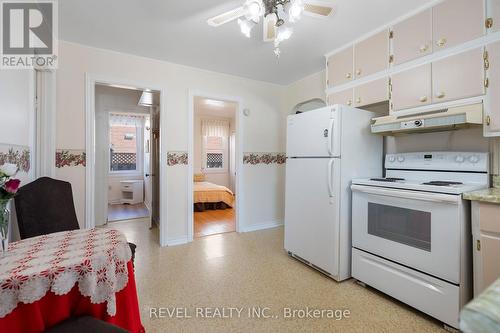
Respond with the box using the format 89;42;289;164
187;90;244;241
85;73;168;246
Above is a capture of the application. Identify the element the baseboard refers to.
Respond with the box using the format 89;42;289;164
240;221;283;233
166;237;189;246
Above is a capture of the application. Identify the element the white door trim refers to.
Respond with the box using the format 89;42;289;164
187;90;244;242
85;73;169;246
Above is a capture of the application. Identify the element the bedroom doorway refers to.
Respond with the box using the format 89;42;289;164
188;93;242;240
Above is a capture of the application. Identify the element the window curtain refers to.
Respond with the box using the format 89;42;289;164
109;113;144;127
202;119;229;137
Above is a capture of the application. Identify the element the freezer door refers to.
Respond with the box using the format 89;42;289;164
284;158;339;276
286;106;340;158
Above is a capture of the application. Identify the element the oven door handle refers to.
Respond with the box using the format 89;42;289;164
351;185;461;204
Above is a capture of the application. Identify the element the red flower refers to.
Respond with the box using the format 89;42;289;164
4;179;21;194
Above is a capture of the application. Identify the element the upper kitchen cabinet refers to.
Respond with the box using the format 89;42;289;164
433;0;485;51
485;41;500;136
327;47;354;88
489;0;500;33
327;89;353;107
432;48;485;104
391;64;432;111
354;30;389;79
353;78;389;108
392;9;432;65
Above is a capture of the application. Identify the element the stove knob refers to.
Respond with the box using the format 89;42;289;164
388;156;396;162
397;156;405;163
455;155;465;163
469;155;479;164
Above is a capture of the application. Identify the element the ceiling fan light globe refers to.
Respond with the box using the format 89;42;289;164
244;0;264;22
288;0;304;22
276;26;293;43
238;18;253;38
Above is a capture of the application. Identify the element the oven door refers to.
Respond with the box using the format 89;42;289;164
351;185;463;283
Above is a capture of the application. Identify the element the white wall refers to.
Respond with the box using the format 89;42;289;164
284;70;326;116
56;41;287;245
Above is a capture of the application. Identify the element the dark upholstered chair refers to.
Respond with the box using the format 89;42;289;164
46;316;129;333
14;177;136;262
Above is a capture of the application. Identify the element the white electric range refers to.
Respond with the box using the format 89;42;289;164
350;152;489;330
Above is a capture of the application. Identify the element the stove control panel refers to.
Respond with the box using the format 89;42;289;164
385;152;489;172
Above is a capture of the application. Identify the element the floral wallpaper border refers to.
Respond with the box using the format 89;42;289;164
243;153;286;165
56;149;86;168
0;144;30;173
167;151;188;166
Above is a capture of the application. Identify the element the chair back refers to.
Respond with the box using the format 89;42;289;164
15;177;80;239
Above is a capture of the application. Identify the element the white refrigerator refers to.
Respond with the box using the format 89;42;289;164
284;105;382;281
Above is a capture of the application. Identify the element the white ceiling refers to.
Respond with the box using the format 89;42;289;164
194;96;237;119
59;0;435;85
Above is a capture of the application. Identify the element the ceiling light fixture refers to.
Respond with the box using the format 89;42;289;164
208;0;335;57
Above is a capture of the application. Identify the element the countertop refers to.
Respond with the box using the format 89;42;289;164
463;176;500;204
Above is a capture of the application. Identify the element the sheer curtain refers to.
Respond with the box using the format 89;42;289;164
202;119;229;137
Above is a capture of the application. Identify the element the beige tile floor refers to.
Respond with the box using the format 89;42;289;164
107;219;446;333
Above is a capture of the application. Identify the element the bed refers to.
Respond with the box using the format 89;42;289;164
193;174;234;211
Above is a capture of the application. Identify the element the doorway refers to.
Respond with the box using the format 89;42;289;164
188;92;243;240
92;84;161;232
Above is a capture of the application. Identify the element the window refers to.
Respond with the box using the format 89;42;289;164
202;119;229;173
109;113;144;173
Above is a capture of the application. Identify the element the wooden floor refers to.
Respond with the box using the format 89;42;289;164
194;208;235;238
108;203;150;222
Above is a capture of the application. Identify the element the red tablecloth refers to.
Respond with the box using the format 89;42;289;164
0;261;144;333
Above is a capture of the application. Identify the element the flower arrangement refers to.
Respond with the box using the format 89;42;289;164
0;163;21;253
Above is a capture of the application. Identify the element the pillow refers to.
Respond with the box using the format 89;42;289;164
194;173;205;182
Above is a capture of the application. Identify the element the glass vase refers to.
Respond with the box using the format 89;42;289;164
0;199;10;255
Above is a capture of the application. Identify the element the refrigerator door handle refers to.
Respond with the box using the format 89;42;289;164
328;119;334;156
328;159;335;197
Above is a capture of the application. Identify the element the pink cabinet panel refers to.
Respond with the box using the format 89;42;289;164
391;64;432;111
478;203;500;292
486;41;500;134
490;0;500;33
432;48;485;103
327;47;353;87
354;30;389;79
392;9;433;65
433;0;485;51
353;78;389;108
328;89;353;106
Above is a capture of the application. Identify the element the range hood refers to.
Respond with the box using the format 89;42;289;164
371;103;483;136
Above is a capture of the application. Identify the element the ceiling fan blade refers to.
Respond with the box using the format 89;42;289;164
207;6;246;27
303;1;335;18
263;14;277;42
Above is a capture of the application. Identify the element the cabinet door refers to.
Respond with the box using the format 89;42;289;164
354;30;389;79
479;202;500;290
432;48;485;103
489;0;500;33
354;78;389;108
392;9;432;65
433;0;485;51
486;42;500;135
327;47;353;87
391;64;432;111
328;89;353;107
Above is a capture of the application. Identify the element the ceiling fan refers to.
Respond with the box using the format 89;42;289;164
207;0;335;57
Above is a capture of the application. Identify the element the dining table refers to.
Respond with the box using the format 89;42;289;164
0;228;144;333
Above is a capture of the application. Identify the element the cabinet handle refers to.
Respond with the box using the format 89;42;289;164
345;73;352;79
356;97;362;104
356;69;362;76
419;96;428;103
486;115;491;126
436;38;447;47
436;92;446;99
419;45;429;53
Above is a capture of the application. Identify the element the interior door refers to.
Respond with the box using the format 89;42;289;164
285;158;339;276
286;107;339;158
229;132;236;192
143;115;152;226
151;109;160;225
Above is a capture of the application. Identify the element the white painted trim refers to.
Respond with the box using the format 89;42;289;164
188;90;244;242
85;74;168;247
27;69;36;182
240;221;283;233
324;0;444;58
166;237;189;247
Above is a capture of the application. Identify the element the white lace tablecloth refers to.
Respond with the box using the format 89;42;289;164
0;228;132;319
